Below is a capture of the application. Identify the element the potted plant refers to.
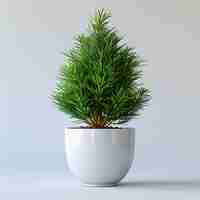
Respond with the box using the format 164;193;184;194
52;8;151;187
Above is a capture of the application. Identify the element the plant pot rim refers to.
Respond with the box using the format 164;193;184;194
65;127;135;135
65;127;134;129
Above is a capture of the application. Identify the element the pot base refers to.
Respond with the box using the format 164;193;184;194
82;182;119;187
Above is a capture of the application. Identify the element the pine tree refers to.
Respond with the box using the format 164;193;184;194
52;9;151;128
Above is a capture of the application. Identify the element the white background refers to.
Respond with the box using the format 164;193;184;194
1;0;200;199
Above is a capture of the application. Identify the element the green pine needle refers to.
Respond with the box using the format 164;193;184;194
52;8;151;128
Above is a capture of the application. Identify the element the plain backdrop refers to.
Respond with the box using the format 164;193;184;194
1;0;200;195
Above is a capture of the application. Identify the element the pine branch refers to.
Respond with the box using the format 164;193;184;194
52;8;151;128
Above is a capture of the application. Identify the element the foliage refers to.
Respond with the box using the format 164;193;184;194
52;9;151;128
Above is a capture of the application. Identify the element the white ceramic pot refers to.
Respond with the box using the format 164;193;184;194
65;128;135;187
